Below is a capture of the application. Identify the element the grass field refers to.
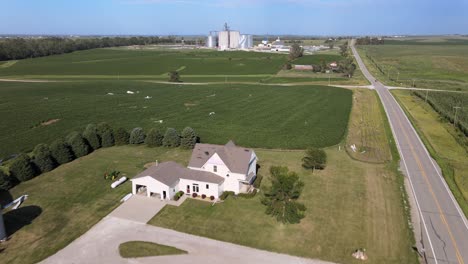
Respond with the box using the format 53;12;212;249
392;90;468;216
119;241;187;258
292;54;342;65
0;49;288;77
357;42;468;91
346;89;392;163
0;146;192;264
0;81;352;159
150;148;417;264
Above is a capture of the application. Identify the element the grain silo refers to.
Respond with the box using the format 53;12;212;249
218;31;229;50
246;35;253;48
239;34;253;49
206;33;217;48
229;31;240;49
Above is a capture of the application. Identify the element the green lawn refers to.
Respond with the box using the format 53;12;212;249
0;81;352;159
346;89;392;163
293;54;342;65
392;90;468;216
149;148;417;264
119;241;187;258
0;146;192;264
357;42;468;91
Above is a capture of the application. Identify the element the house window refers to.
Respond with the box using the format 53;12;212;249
192;184;199;193
206;184;209;189
213;165;217;172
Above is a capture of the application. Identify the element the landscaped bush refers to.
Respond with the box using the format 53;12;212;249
162;128;180;147
210;195;215;201
9;154;37;182
174;191;184;201
0;169;17;191
50;138;74;164
180;127;197;149
145;128;164;147
67;132;91;158
114;127;130;145
32;143;56;173
237;189;257;199
83;124;101;150
252;174;263;188
129;127;146;144
97;122;115;147
220;191;235;200
201;194;206;199
192;193;198;198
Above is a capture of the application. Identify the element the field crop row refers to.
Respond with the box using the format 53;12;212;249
0;81;352;159
412;90;468;136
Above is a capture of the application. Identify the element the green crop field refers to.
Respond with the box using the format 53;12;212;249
0;49;288;78
0;81;352;159
357;40;468;91
412;90;468;136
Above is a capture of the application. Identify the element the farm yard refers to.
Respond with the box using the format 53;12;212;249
0;81;352;159
357;38;468;91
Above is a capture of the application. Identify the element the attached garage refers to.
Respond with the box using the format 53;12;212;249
131;162;181;200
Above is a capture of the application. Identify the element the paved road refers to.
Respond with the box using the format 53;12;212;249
41;196;333;264
351;40;468;264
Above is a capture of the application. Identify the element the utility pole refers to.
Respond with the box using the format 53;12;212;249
453;106;461;127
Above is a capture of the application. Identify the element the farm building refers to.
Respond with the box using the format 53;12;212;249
131;141;257;200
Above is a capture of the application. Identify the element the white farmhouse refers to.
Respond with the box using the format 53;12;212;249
131;141;258;200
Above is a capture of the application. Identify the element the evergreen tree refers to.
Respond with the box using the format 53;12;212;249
9;154;37;182
180;127;197;149
67;132;90;158
162;128;180;147
50;138;74;164
97;122;114;147
83;124;101;150
129;127;146;144
261;166;306;224
101;129;115;147
145;128;164;147
0;169;17;191
114;127;130;145
302;147;327;171
32;143;56;173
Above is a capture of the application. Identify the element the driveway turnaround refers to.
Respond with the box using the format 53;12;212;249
41;203;334;264
352;40;468;264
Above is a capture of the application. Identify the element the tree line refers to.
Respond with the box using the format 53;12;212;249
0;36;200;61
0;124;197;191
355;37;385;45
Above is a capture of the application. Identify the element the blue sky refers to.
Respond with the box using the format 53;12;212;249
1;0;467;35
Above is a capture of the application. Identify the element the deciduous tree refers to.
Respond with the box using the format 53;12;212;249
302;147;327;171
261;166;306;224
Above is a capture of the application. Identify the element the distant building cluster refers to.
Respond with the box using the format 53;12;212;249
206;23;253;50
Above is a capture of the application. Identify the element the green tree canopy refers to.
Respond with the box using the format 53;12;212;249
288;43;304;61
162;128;180;147
50;138;74;164
0;169;17;191
114;127;130;145
129;127;146;144
302;147;327;171
97;122;114;147
9;154;37;182
145;128;164;147
67;132;91;158
32;143;56;173
83;124;101;150
168;71;181;82
180;127;197;149
261;166;306;224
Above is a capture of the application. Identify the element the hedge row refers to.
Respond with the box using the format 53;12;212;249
0;125;198;192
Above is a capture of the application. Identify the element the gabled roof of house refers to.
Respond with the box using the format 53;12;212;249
132;161;224;186
188;140;254;174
